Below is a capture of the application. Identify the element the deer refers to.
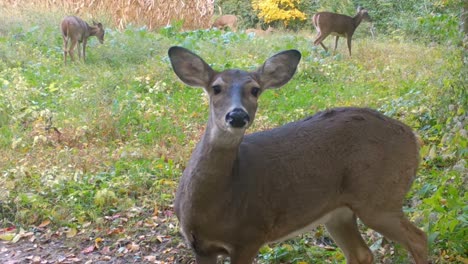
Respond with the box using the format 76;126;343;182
212;15;238;32
312;7;371;56
245;26;274;36
168;46;428;264
60;16;105;63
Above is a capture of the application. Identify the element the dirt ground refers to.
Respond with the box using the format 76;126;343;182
0;214;195;264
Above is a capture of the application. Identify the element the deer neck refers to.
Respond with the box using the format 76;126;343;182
353;14;364;29
177;115;244;209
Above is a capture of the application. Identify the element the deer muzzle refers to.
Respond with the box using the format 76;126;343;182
225;108;250;128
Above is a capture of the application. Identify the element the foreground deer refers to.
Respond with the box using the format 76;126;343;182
312;7;371;56
246;26;274;36
61;16;105;63
169;46;427;264
212;15;238;31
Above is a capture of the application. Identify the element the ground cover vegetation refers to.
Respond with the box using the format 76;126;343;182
0;0;466;263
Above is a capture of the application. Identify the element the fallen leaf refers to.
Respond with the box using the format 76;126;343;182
38;219;51;228
0;233;15;241
144;255;157;262
153;203;159;216
101;246;112;255
65;228;78;238
126;242;140;252
107;227;124;235
0;227;16;233
95;237;103;248
81;245;95;254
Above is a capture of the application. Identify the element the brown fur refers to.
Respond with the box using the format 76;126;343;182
61;16;105;63
245;26;273;36
212;15;238;31
168;46;428;264
312;7;371;56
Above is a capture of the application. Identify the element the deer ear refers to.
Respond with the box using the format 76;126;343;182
256;50;301;89
168;46;215;88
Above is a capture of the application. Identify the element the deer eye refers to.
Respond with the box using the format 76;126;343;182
212;85;222;95
251;87;260;97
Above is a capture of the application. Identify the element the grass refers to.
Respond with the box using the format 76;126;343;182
1;6;467;264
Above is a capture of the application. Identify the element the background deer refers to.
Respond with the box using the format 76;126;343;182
212;14;238;31
245;26;274;36
61;16;105;63
312;7;371;56
168;46;427;264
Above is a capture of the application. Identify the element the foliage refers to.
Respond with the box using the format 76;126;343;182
355;0;462;43
252;0;307;26
3;0;213;30
1;2;467;263
215;0;259;28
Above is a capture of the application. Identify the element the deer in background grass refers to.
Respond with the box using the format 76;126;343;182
61;16;105;63
245;26;274;37
312;7;371;56
212;15;238;32
168;46;428;264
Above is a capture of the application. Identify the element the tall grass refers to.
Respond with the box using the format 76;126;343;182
1;0;214;30
0;4;466;263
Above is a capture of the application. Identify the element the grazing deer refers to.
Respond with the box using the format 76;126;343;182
212;15;238;32
312;7;371;56
168;46;428;264
61;16;105;63
245;26;274;36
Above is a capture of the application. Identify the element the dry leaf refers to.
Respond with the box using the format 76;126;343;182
95;237;103;248
126;242;140;252
156;236;164;243
38;219;51;228
144;255;157;262
65;228;77;238
81;245;95;254
0;233;15;241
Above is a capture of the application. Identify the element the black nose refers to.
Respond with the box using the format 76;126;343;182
225;108;250;128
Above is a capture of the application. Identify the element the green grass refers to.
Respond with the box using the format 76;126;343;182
0;7;467;264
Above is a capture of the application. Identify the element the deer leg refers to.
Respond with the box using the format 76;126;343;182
82;39;87;62
347;37;352;56
77;42;82;61
69;40;77;62
62;37;68;63
314;32;330;52
195;254;218;264
230;245;260;264
325;207;373;264
358;211;428;264
334;36;340;52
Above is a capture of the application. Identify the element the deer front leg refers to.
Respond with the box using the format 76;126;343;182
228;243;263;264
82;39;87;62
195;254;218;264
314;32;330;52
69;40;78;62
346;36;352;56
62;36;68;63
334;36;340;52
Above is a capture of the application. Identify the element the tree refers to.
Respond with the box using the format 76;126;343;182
251;0;306;26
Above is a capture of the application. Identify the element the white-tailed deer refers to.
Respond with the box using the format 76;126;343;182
312;7;371;56
212;15;238;32
168;46;427;264
61;16;105;63
245;26;274;36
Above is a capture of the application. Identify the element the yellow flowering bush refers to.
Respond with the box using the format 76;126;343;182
252;0;307;26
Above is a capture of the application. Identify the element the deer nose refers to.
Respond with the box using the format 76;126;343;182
226;108;250;128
